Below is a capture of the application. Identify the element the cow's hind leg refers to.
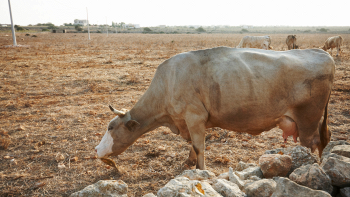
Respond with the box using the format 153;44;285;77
292;106;324;155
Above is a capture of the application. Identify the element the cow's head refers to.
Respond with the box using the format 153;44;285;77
95;105;140;158
320;45;327;51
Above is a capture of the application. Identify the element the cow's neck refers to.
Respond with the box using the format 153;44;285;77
128;87;167;135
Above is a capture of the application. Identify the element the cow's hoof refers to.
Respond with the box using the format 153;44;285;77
183;158;197;167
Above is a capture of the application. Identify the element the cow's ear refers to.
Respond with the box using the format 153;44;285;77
125;120;140;132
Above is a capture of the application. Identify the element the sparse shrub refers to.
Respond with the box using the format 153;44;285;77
97;30;102;33
143;27;152;32
196;27;206;32
241;29;249;33
25;34;30;36
15;25;24;31
42;28;49;32
127;73;139;85
75;25;83;31
317;28;328;32
47;23;57;29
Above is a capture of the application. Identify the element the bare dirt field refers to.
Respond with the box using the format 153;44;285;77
0;33;349;196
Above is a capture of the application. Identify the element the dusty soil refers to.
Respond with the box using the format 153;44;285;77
0;33;349;196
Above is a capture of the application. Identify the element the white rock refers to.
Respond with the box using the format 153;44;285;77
229;167;246;190
176;169;216;180
70;180;127;197
217;172;229;180
143;193;157;197
321;157;350;187
271;177;331;197
212;179;246;197
235;167;263;180
157;177;221;197
235;161;257;171
244;179;276;197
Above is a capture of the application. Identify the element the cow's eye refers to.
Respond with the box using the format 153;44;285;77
108;126;113;131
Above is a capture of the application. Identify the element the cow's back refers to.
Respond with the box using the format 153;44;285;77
157;47;334;133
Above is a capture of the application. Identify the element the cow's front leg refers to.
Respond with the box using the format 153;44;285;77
184;146;197;166
190;129;206;169
336;47;340;57
184;111;207;170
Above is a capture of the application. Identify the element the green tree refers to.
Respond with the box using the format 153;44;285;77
75;25;83;31
318;28;328;32
143;27;152;32
15;25;24;31
241;29;249;33
196;27;206;32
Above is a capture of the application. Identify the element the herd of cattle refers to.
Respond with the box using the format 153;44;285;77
237;34;344;57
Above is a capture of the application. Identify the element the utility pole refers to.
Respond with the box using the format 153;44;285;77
8;0;17;46
106;17;108;36
86;7;90;40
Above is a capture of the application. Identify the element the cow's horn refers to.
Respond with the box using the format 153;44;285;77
109;105;126;117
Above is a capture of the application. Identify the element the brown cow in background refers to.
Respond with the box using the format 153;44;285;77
286;35;297;50
321;35;344;57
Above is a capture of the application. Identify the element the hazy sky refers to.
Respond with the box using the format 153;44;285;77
0;0;348;27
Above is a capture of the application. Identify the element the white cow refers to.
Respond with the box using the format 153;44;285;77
321;35;344;57
96;47;334;170
236;36;273;50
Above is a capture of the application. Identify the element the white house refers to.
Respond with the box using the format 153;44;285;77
125;24;140;28
74;19;88;26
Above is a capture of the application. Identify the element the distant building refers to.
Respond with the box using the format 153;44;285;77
74;19;88;26
125;24;140;28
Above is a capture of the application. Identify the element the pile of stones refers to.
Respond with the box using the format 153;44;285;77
70;141;350;197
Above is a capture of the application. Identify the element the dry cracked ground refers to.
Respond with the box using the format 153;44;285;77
0;33;349;196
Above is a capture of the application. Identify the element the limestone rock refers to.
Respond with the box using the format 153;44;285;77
244;179;276;197
235;166;263;180
235;161;257;171
271;177;331;197
248;176;261;181
286;146;318;174
340;187;350;197
70;180;127;197
321;141;350;162
176;169;216;180
289;163;333;194
229;167;246;190
212;179;246;197
217;172;229;180
157;176;221;197
259;154;292;178
321;157;350;187
143;193;157;197
331;145;350;158
265;146;318;175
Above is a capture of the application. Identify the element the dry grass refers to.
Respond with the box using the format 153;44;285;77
0;33;349;196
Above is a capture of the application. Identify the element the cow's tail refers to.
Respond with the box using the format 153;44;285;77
319;96;330;157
